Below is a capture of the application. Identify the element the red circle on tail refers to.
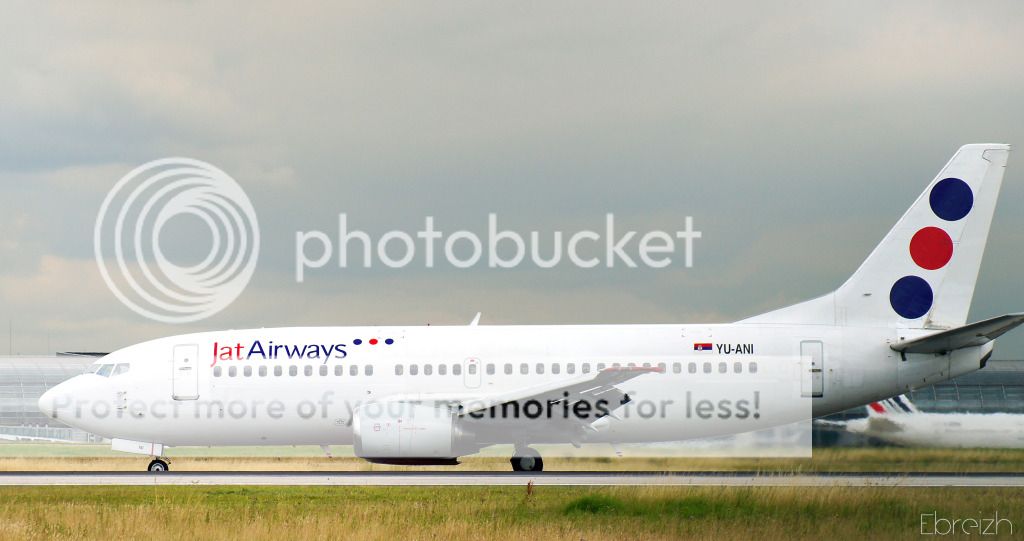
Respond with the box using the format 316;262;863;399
909;227;953;270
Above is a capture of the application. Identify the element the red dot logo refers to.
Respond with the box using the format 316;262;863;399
909;227;953;270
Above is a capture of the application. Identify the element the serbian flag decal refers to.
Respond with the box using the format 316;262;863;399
693;343;713;352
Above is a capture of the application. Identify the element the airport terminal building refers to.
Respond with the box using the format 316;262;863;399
905;360;1024;413
0;355;98;442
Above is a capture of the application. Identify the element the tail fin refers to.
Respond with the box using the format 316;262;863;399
867;394;920;416
745;144;1010;328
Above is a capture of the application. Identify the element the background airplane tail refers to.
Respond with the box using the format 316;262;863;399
745;144;1010;329
866;394;920;416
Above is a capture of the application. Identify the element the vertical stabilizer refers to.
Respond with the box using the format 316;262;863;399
744;144;1010;329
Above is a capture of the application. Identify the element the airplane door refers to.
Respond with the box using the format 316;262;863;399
463;358;481;389
800;341;824;398
172;344;200;400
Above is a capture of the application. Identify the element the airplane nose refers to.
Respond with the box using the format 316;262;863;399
38;387;58;419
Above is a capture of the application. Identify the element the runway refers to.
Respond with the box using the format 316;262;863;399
0;472;1021;487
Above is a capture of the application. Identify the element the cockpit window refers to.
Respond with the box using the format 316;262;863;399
113;364;130;376
95;364;115;377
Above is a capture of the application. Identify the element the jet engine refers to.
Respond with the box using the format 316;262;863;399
353;403;472;464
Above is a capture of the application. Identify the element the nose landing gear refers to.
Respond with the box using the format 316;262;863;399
147;458;170;472
510;447;543;472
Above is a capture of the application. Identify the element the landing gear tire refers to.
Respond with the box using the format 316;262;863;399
510;447;543;472
147;459;169;472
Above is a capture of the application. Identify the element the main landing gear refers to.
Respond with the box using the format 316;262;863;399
147;458;170;472
510;447;543;472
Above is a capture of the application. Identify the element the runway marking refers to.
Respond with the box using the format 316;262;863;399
0;472;1022;487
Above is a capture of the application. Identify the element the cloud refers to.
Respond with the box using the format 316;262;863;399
1;2;1024;356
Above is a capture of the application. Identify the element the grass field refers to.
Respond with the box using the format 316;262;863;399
1;445;1024;472
0;485;1021;540
1;446;1022;539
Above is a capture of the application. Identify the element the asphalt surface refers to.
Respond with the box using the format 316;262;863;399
0;471;1021;487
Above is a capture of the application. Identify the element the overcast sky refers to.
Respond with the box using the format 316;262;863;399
2;2;1024;358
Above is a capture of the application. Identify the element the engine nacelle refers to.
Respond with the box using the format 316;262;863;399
353;403;467;461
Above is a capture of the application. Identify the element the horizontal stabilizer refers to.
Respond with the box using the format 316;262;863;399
891;313;1024;354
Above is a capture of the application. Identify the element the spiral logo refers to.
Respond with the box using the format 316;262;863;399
94;158;260;323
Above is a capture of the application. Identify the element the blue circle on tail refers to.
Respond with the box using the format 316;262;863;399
929;178;973;221
889;276;933;319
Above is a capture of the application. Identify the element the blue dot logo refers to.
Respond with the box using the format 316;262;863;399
889;276;933;319
929;178;973;221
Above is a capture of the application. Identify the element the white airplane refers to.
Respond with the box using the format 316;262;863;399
826;394;1024;448
38;144;1022;472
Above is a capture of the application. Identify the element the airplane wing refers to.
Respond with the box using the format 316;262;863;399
456;366;659;417
361;367;660;445
890;313;1024;354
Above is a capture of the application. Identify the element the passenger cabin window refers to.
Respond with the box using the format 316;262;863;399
703;362;711;374
213;366;222;378
304;366;313;377
289;366;298;377
410;365;418;376
734;362;743;373
718;362;727;374
453;364;462;376
673;363;682;374
274;366;283;377
259;366;267;377
486;364;495;375
365;365;373;376
520;363;528;375
319;365;328;376
748;362;758;373
535;363;544;375
395;365;404;376
552;364;560;375
468;364;477;375
439;364;447;376
583;363;591;374
336;365;344;376
424;364;433;376
504;363;513;375
244;366;253;377
229;366;237;377
688;363;697;374
350;365;358;376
